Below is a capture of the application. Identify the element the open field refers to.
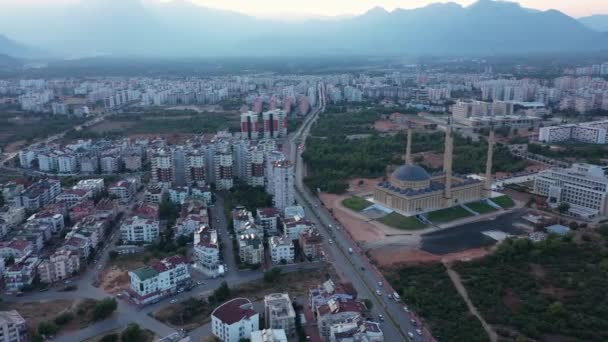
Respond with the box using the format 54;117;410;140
377;212;426;230
492;195;515;209
342;196;373;212
466;201;498;215
427;206;473;223
0;112;86;147
69;110;240;139
1;298;104;338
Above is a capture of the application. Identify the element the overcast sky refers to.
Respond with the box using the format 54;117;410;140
1;0;607;18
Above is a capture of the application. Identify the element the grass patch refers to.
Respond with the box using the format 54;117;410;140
427;206;473;223
466;201;498;215
492;195;515;209
385;264;488;342
342;196;373;212
377;212;426;230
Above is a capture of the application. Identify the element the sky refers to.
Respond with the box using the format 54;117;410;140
1;0;607;18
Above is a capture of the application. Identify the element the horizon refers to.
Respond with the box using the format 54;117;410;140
0;0;607;19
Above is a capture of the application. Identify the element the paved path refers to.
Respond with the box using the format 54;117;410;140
443;262;498;342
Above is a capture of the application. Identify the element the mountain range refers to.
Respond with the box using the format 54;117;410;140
0;0;607;58
579;15;608;32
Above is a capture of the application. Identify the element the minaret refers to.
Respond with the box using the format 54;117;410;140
405;122;413;165
484;125;495;197
443;119;454;204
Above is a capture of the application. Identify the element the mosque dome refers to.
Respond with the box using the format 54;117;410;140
391;164;431;182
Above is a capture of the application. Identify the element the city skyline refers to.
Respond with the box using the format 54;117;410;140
0;0;607;18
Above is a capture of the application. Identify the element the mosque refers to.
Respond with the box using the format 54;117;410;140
373;123;495;216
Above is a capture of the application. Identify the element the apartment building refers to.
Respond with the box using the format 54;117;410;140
120;216;159;243
256;208;281;236
534;163;608;219
267;160;294;211
211;298;259;342
269;236;294;264
238;232;264;265
299;228;324;260
193;225;220;277
128;255;190;305
0;310;28;342
264;293;296;337
37;249;80;284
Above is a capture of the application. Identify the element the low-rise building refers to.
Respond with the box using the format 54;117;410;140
4;257;39;292
317;299;364;339
193;225;220;277
109;179;137;204
264;293;296;337
37;249;80;284
128;255;190;305
55;189;92;208
269;236;294;264
238;232;264;265
0;239;33;261
251;329;288;342
0;310;28;342
121;216;160;243
299;228;324;260
283;217;314;241
211;298;259;342
256;208;281;236
329;320;384;342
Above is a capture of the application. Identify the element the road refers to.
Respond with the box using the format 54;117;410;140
288;87;431;342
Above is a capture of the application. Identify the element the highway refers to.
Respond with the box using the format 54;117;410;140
288;85;431;342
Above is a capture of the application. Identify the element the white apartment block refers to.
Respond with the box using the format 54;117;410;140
0;310;28;342
151;149;174;187
120;216;159;243
269;236;295;264
264;293;296;337
194;225;221;277
283;217;313;241
534;163;608;219
37;249;80;284
215;149;234;190
212;298;260;342
267;160;294;211
128;255;190;305
539;120;608;144
57;154;77;173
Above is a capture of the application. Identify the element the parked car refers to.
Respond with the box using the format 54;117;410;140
375;289;382;296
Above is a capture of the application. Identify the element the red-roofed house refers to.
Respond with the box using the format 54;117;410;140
212;298;259;342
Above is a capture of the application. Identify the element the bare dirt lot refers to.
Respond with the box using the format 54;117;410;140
100;255;147;294
1;298;101;334
370;246;494;268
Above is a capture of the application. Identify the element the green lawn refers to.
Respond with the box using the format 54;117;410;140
377;212;426;230
342;196;373;212
427;206;473;223
466;201;498;214
492;195;515;209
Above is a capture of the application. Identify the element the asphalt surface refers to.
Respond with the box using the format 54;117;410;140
289;90;431;342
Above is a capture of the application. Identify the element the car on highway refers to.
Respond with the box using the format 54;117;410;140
378;314;384;321
170;299;178;304
408;332;415;338
375;289;381;296
416;329;423;336
328;239;333;244
410;319;417;326
378;281;383;287
388;294;393;300
403;306;409;312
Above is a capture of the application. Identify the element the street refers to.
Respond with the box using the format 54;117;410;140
288;89;430;342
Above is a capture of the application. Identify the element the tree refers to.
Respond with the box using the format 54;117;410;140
557;202;570;224
109;250;119;260
53;312;74;325
100;334;119;342
209;281;231;304
93;298;118;321
121;323;145;342
38;321;59;336
263;267;283;283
